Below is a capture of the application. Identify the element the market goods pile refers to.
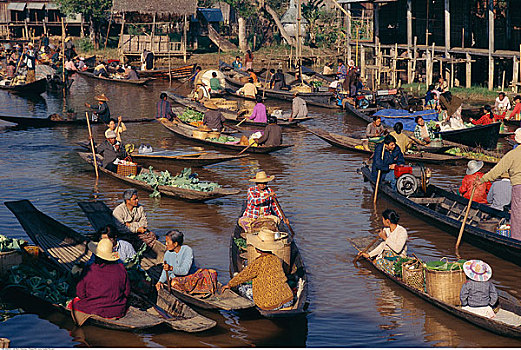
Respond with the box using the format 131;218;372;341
445;147;500;163
129;167;221;197
207;135;240;143
178;108;204;125
0;235;26;252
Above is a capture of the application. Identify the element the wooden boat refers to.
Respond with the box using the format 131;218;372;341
229;216;309;318
307;127;464;164
0;78;47;95
164;91;311;128
159;118;293;154
130;150;247;168
3;199;217;332
78;152;240;202
503;119;520;127
77;200;255;311
0;115;155;127
77;70;154;86
359;165;521;266
137;63;197;79
219;61;339;109
353;248;521;338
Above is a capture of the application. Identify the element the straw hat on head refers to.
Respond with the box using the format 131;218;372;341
249;171;274;183
466;160;484;175
247;228;288;252
463;259;492;282
94;94;109;102
88;238;119;262
204;101;219;110
348;59;355;67
515;128;521;144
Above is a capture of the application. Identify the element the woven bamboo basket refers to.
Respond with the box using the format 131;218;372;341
192;130;208;140
117;163;138;176
424;262;466;306
207;131;220;138
402;260;424;291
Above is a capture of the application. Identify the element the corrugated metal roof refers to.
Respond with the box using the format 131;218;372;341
198;8;223;22
7;3;26;11
45;3;59;10
26;2;45;9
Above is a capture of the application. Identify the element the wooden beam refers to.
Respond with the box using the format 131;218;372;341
360;45;366;80
513;56;518;92
346;3;352;61
444;0;450;56
488;0;494;90
183;14;187;63
374;4;379;46
466;52;472;89
407;0;412;49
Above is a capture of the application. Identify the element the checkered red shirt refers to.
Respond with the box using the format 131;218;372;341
243;185;283;220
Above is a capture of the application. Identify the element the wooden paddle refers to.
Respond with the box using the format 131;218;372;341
237;142;253;155
85;112;99;178
236;116;248;127
273;196;295;237
351;236;380;264
373;143;386;204
115;115;122;140
455;184;477;258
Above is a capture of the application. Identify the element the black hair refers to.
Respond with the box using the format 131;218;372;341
256;95;263;103
428;84;435;91
166;230;184;246
196;66;201;71
384;134;396;145
246;49;252;58
382;209;400;224
94;224;117;241
160;92;167;99
499;92;506;97
248;77;254;83
236;56;240;59
338;59;343;64
514;95;521;102
94;255;117;265
415;116;424;123
270;68;275;73
484;104;493;118
247;69;252;72
393;122;403;134
109;118;117;124
372;115;381;122
212;72;217;77
268;116;277;124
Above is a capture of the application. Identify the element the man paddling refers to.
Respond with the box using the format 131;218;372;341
290;92;308;122
238;171;288;232
85;94;111;124
97;130;127;172
371;135;405;190
254;116;282;146
203;101;225;131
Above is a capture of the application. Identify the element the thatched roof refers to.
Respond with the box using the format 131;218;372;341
113;0;196;16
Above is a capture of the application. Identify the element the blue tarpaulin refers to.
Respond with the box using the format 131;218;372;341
374;109;438;132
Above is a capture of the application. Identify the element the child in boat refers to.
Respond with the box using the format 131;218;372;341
460;259;498;319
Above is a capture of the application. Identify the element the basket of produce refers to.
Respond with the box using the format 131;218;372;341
208;131;220;138
178;108;204;124
192;130;209;140
368;136;384;151
424;258;466;305
117;160;138;176
402;259;424;291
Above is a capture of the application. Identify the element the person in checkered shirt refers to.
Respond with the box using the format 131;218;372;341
238;171;289;232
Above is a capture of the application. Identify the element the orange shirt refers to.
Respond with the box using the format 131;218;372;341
459;172;491;204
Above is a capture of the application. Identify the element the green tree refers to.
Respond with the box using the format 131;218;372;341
56;0;112;49
301;0;323;46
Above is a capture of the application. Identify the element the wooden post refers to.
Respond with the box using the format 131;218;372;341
488;0;494;91
411;36;417;82
360;45;366;80
501;70;506;92
392;43;397;88
346;3;352;61
151;13;156;69
104;6;114;52
466;52;472;88
513;56;518;92
80;15;84;38
24;18;28;40
426;49;432;87
42;18;47;36
374;3;379;46
425;0;430;46
444;0;450;57
450;58;454;88
183;15;187;63
407;0;412;83
61;17;65;85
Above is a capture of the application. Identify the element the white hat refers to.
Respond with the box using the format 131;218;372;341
249;171;274;183
515;128;521;144
88;238;119;261
466;160;484;175
246;229;288;252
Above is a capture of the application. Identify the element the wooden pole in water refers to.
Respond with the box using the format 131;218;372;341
85;112;99;179
455;185;476;258
488;0;494;91
373;142;386;204
61;17;66;89
183;15;187;63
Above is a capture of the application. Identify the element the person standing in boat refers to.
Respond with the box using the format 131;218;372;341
238;171;288;232
237;78;257;99
254;116;282;147
270;69;287;90
97;130;127;172
85;94;111;124
290;92;308;122
23;43;36;83
203;101;226;131
487;173;512;211
479;128;521;240
460;260;498;319
371;135;405;190
459;160;491;204
336;59;347;82
105;117;127;143
156;93;176;121
244;50;254;70
357;209;408;274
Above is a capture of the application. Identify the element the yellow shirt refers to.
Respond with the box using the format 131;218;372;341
390;131;411;152
237;83;257;98
482;146;521;186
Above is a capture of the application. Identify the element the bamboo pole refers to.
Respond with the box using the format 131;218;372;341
86;112;99;179
61;17;65;87
183;15;187;63
455;185;476;258
104;6;114;52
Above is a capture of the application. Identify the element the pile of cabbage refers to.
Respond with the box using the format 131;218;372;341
129;167;221;197
178;108;204;123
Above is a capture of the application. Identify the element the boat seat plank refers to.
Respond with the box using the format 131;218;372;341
410;197;444;205
494;309;521;327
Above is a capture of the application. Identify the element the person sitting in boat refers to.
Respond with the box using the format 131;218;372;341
97;130;127;172
389;122;412;153
93;62;109;78
470;105;495;126
413;116;435;144
439;91;465;130
506;95;521;121
371;135;405;190
105;116;127;143
289;92;308;123
494;92;511;115
85;94;111;124
247;96;267;124
459;160;491;204
203;101;225;131
322;62;334;76
487;172;512;211
156;93;176;121
232;56;243;70
254;116;282;147
270;69;287;91
209;72;223;94
357;209;408;273
70;238;130;319
247;69;258;84
424;84;436;106
460;259;498;319
366;116;385;138
435;76;449;93
93;225;136;263
191;82;210;102
479;128;521;240
64;58;77;73
189;66;202;86
77;57;86;71
50;48;60;65
238;171;287;232
222;229;294;311
124;65;139;80
237;78;257;99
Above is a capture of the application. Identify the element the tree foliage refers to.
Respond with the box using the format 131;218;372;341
56;0;112;23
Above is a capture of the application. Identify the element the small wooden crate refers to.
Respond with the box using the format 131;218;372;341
117;163;138;176
0;251;23;275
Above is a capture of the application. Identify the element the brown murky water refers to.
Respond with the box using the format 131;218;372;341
1;74;521;347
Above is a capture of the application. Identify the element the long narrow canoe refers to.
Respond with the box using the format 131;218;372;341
306;127;464;164
359;165;521;266
219;61;339;109
0;115;155;127
77;71;154;86
0;78;47;95
77;200;255;311
355;250;521;338
164;91;312;128
229;216;309;318
78;152;240;202
137;63;196;79
130;150;247;168
4;199;216;332
159;118;293;154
